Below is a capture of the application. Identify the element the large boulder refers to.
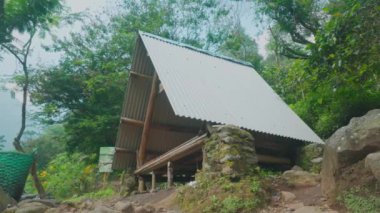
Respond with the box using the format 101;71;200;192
0;188;16;212
15;202;50;213
365;152;380;181
321;109;380;200
203;125;258;178
282;170;320;187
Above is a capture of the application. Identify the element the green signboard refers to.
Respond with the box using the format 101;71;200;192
98;147;115;173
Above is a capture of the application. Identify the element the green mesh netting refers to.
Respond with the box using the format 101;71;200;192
0;152;33;201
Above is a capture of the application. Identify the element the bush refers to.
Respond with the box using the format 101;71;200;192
65;187;116;203
177;168;272;213
338;187;380;213
34;152;98;200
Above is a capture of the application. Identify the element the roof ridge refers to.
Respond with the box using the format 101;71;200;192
138;31;253;68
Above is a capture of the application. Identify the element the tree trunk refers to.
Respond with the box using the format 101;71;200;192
30;161;46;198
12;62;46;199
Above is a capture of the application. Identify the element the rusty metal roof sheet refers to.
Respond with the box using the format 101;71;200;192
139;31;323;144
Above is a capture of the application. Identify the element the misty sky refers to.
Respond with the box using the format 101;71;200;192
0;0;269;76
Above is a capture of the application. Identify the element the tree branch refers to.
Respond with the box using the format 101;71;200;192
0;43;24;64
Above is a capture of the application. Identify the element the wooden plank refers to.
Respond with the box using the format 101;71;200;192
120;117;199;133
257;154;291;164
167;161;173;188
150;171;156;193
130;71;153;79
135;134;207;175
138;73;158;166
138;176;145;192
115;147;136;154
120;117;144;126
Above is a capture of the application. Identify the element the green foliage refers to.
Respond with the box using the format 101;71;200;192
33;153;97;200
30;0;262;154
65;187;116;203
177;170;271;213
261;0;380;138
219;25;263;71
23;125;66;169
296;144;323;173
0;0;62;44
338;187;380;213
254;0;324;59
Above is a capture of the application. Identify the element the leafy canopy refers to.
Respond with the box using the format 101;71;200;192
31;0;262;153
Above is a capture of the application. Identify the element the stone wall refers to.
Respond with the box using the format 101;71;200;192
202;125;258;178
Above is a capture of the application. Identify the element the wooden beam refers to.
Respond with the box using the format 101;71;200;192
138;176;145;193
130;71;153;79
167;161;173;188
120;117;199;133
120;117;144;126
115;147;135;154
135;134;207;175
138;72;158;167
257;154;291;164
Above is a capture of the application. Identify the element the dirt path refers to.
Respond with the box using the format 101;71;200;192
260;184;342;213
124;189;180;212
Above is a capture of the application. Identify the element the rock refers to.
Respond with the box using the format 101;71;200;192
134;205;154;213
114;201;134;213
15;202;50;213
282;170;319;187
365;152;380;181
297;143;324;173
311;157;323;164
90;205;118;213
293;206;324;213
291;165;304;171
280;191;296;202
45;208;61;213
3;206;17;213
79;199;95;209
202;125;258;178
17;199;58;208
293;206;339;213
321;109;380;199
0;188;17;212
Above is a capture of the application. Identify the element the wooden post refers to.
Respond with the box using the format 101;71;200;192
138;176;145;193
138;72;158;166
167;161;173;188
151;171;156;193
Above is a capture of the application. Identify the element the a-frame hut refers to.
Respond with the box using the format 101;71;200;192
113;31;323;186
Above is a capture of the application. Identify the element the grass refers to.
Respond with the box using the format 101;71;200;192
338;186;380;213
176;168;275;213
65;187;116;203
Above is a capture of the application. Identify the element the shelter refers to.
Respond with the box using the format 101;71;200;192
113;31;323;189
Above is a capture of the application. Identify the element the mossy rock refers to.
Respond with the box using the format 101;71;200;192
297;143;324;173
203;125;258;178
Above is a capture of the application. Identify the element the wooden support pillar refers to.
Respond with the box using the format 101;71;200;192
150;171;156;193
167;161;173;188
138;175;145;193
138;72;158;167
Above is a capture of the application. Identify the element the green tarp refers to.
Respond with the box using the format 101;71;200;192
0;152;33;201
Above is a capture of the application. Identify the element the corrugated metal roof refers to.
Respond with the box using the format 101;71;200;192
139;31;323;144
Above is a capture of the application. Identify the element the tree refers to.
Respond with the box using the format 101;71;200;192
23;125;66;169
0;0;62;198
219;25;263;71
259;0;380;138
0;0;61;44
254;0;326;59
31;0;237;154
